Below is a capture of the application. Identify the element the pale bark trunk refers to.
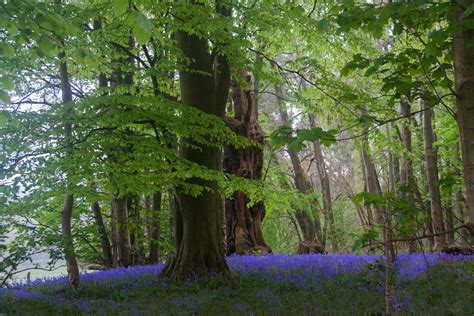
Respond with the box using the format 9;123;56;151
58;47;80;289
423;101;446;250
453;0;474;240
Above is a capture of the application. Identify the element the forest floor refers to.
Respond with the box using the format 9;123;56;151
0;254;473;315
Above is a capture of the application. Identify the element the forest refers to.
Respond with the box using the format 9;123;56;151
0;0;473;314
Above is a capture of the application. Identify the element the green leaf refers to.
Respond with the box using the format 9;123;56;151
0;90;11;105
0;42;15;57
0;77;14;90
38;35;55;54
0;111;8;127
11;118;20;129
113;0;129;16
136;13;153;32
288;5;305;18
133;13;153;45
461;4;474;20
287;138;305;152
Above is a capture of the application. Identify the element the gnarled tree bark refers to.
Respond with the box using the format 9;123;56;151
223;71;272;255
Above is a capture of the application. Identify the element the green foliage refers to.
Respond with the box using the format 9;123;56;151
270;126;337;152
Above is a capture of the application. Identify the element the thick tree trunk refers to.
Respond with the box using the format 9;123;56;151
423;102;446;250
113;196;131;267
453;0;474;240
58;48;80;289
223;71;271;255
161;27;230;279
309;113;338;252
149;192;161;264
91;201;113;268
128;196;145;266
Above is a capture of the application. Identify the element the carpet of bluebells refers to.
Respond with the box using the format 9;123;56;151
0;253;473;314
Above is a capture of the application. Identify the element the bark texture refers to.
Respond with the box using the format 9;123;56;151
110;199;118;267
149;192;161;264
453;0;474;240
128;196;145;266
361;138;396;316
58;48;80;289
275;84;324;253
91;201;113;268
309;113;338;252
113;196;131;267
161;25;230;279
399;101;417;252
423;102;446;250
223;72;272;255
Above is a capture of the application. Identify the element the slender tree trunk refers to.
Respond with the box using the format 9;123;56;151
92;19;114;268
360;148;374;227
445;198;455;245
400;101;417;252
275;84;324;252
309;113;338;252
423;101;446;250
391;123;401;193
337;174;368;229
161;24;230;278
91;201;113;268
453;143;470;241
110;199;119;267
453;0;474;240
224;71;271;255
58;47;80;289
149;192;161;264
361;137;395;316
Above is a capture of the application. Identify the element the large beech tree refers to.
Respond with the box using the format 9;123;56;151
161;5;232;278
